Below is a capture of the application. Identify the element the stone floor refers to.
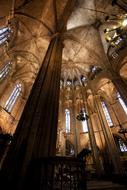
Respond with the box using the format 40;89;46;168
87;180;127;190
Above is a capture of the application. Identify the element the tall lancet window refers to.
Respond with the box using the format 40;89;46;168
117;92;127;114
65;109;70;133
101;101;113;127
82;110;88;133
0;27;10;45
0;62;11;81
4;83;22;113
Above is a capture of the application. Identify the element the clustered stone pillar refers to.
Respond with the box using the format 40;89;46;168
94;95;124;175
73;98;83;154
71;98;79;155
0;35;63;189
85;89;104;177
87;21;126;176
56;87;66;156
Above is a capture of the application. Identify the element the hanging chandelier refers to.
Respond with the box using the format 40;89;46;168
104;14;127;47
76;109;89;121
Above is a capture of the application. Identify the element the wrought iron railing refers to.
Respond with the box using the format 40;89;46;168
107;38;127;60
25;156;87;190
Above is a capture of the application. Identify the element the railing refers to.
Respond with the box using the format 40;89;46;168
107;41;127;72
25;156;87;190
107;38;127;60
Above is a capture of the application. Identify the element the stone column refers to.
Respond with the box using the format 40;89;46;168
97;23;127;105
73;98;82;154
93;22;125;175
85;90;104;177
95;95;124;175
71;100;79;154
57;86;66;156
0;35;63;189
75;85;87;153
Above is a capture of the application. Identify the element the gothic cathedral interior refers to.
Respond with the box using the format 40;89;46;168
0;0;127;190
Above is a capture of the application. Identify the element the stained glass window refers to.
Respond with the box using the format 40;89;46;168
82;111;88;133
117;92;127;114
101;101;113;127
65;109;70;133
0;62;11;81
0;27;10;45
4;83;22;112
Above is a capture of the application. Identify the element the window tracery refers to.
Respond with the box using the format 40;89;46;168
0;27;10;46
82;110;88;133
101;101;113;127
4;83;22;113
0;62;12;81
117;92;127;114
65;109;70;133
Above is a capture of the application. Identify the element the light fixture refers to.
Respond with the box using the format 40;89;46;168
76;109;89;121
121;17;127;27
104;14;127;47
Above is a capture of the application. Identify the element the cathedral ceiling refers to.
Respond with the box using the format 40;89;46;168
0;0;124;96
62;0;123;83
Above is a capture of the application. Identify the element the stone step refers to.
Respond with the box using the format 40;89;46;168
87;180;127;190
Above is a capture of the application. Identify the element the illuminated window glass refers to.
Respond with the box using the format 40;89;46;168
119;139;127;152
4;83;22;113
0;62;11;81
0;27;10;45
82;111;88;133
115;136;127;153
101;101;113;127
65;109;70;133
117;93;127;114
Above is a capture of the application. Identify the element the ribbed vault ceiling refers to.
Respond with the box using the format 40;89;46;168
61;0;122;82
0;0;123;94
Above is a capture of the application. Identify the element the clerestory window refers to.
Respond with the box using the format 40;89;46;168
0;62;12;81
65;109;70;133
4;83;22;113
82;110;88;133
0;27;10;45
117;92;127;115
101;101;113;127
